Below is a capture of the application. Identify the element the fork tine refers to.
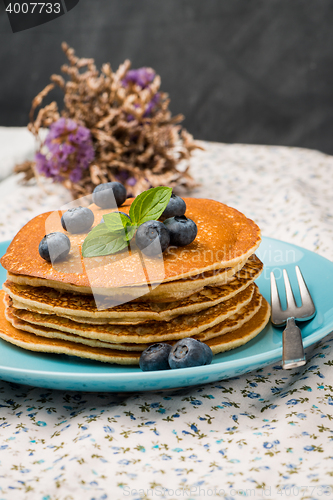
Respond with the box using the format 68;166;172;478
283;269;297;309
270;271;283;313
295;266;316;314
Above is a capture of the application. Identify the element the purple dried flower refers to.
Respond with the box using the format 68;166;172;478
35;118;95;182
143;92;160;117
123;67;160;120
116;171;137;187
122;67;155;88
127;177;137;186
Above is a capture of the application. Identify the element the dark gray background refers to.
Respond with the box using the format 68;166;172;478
1;0;333;154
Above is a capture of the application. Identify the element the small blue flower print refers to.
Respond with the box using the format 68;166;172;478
103;426;114;433
286;399;299;405
247;392;260;399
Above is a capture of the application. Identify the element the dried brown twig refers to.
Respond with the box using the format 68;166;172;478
15;42;202;197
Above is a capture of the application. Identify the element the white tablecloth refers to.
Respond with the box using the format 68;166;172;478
0;128;333;500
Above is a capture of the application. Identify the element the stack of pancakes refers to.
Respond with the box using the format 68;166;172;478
0;198;270;365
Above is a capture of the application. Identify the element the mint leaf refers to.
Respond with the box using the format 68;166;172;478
82;223;110;243
129;186;172;226
103;212;132;233
82;223;128;257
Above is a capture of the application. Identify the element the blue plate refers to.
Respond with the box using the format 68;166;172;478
0;237;333;392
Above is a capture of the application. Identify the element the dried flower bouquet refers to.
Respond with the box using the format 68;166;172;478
16;42;201;198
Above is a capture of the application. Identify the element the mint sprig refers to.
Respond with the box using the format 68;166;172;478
82;186;172;257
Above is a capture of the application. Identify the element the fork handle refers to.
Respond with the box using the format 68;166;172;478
282;318;306;370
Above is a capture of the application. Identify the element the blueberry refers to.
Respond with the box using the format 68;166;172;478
160;194;186;221
168;338;213;369
135;220;170;256
163;215;197;246
139;343;172;371
92;182;127;209
38;232;71;263
61;207;94;234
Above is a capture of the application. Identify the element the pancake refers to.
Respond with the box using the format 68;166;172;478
0;299;141;365
5;289;262;350
1;198;261;290
195;287;263;341
3;255;263;323
0;295;270;365
6;256;248;301
206;299;271;354
2;284;256;343
4;302;149;351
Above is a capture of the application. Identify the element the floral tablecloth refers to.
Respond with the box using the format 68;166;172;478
0;129;333;500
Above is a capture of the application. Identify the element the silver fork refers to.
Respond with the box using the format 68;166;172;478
270;266;316;370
